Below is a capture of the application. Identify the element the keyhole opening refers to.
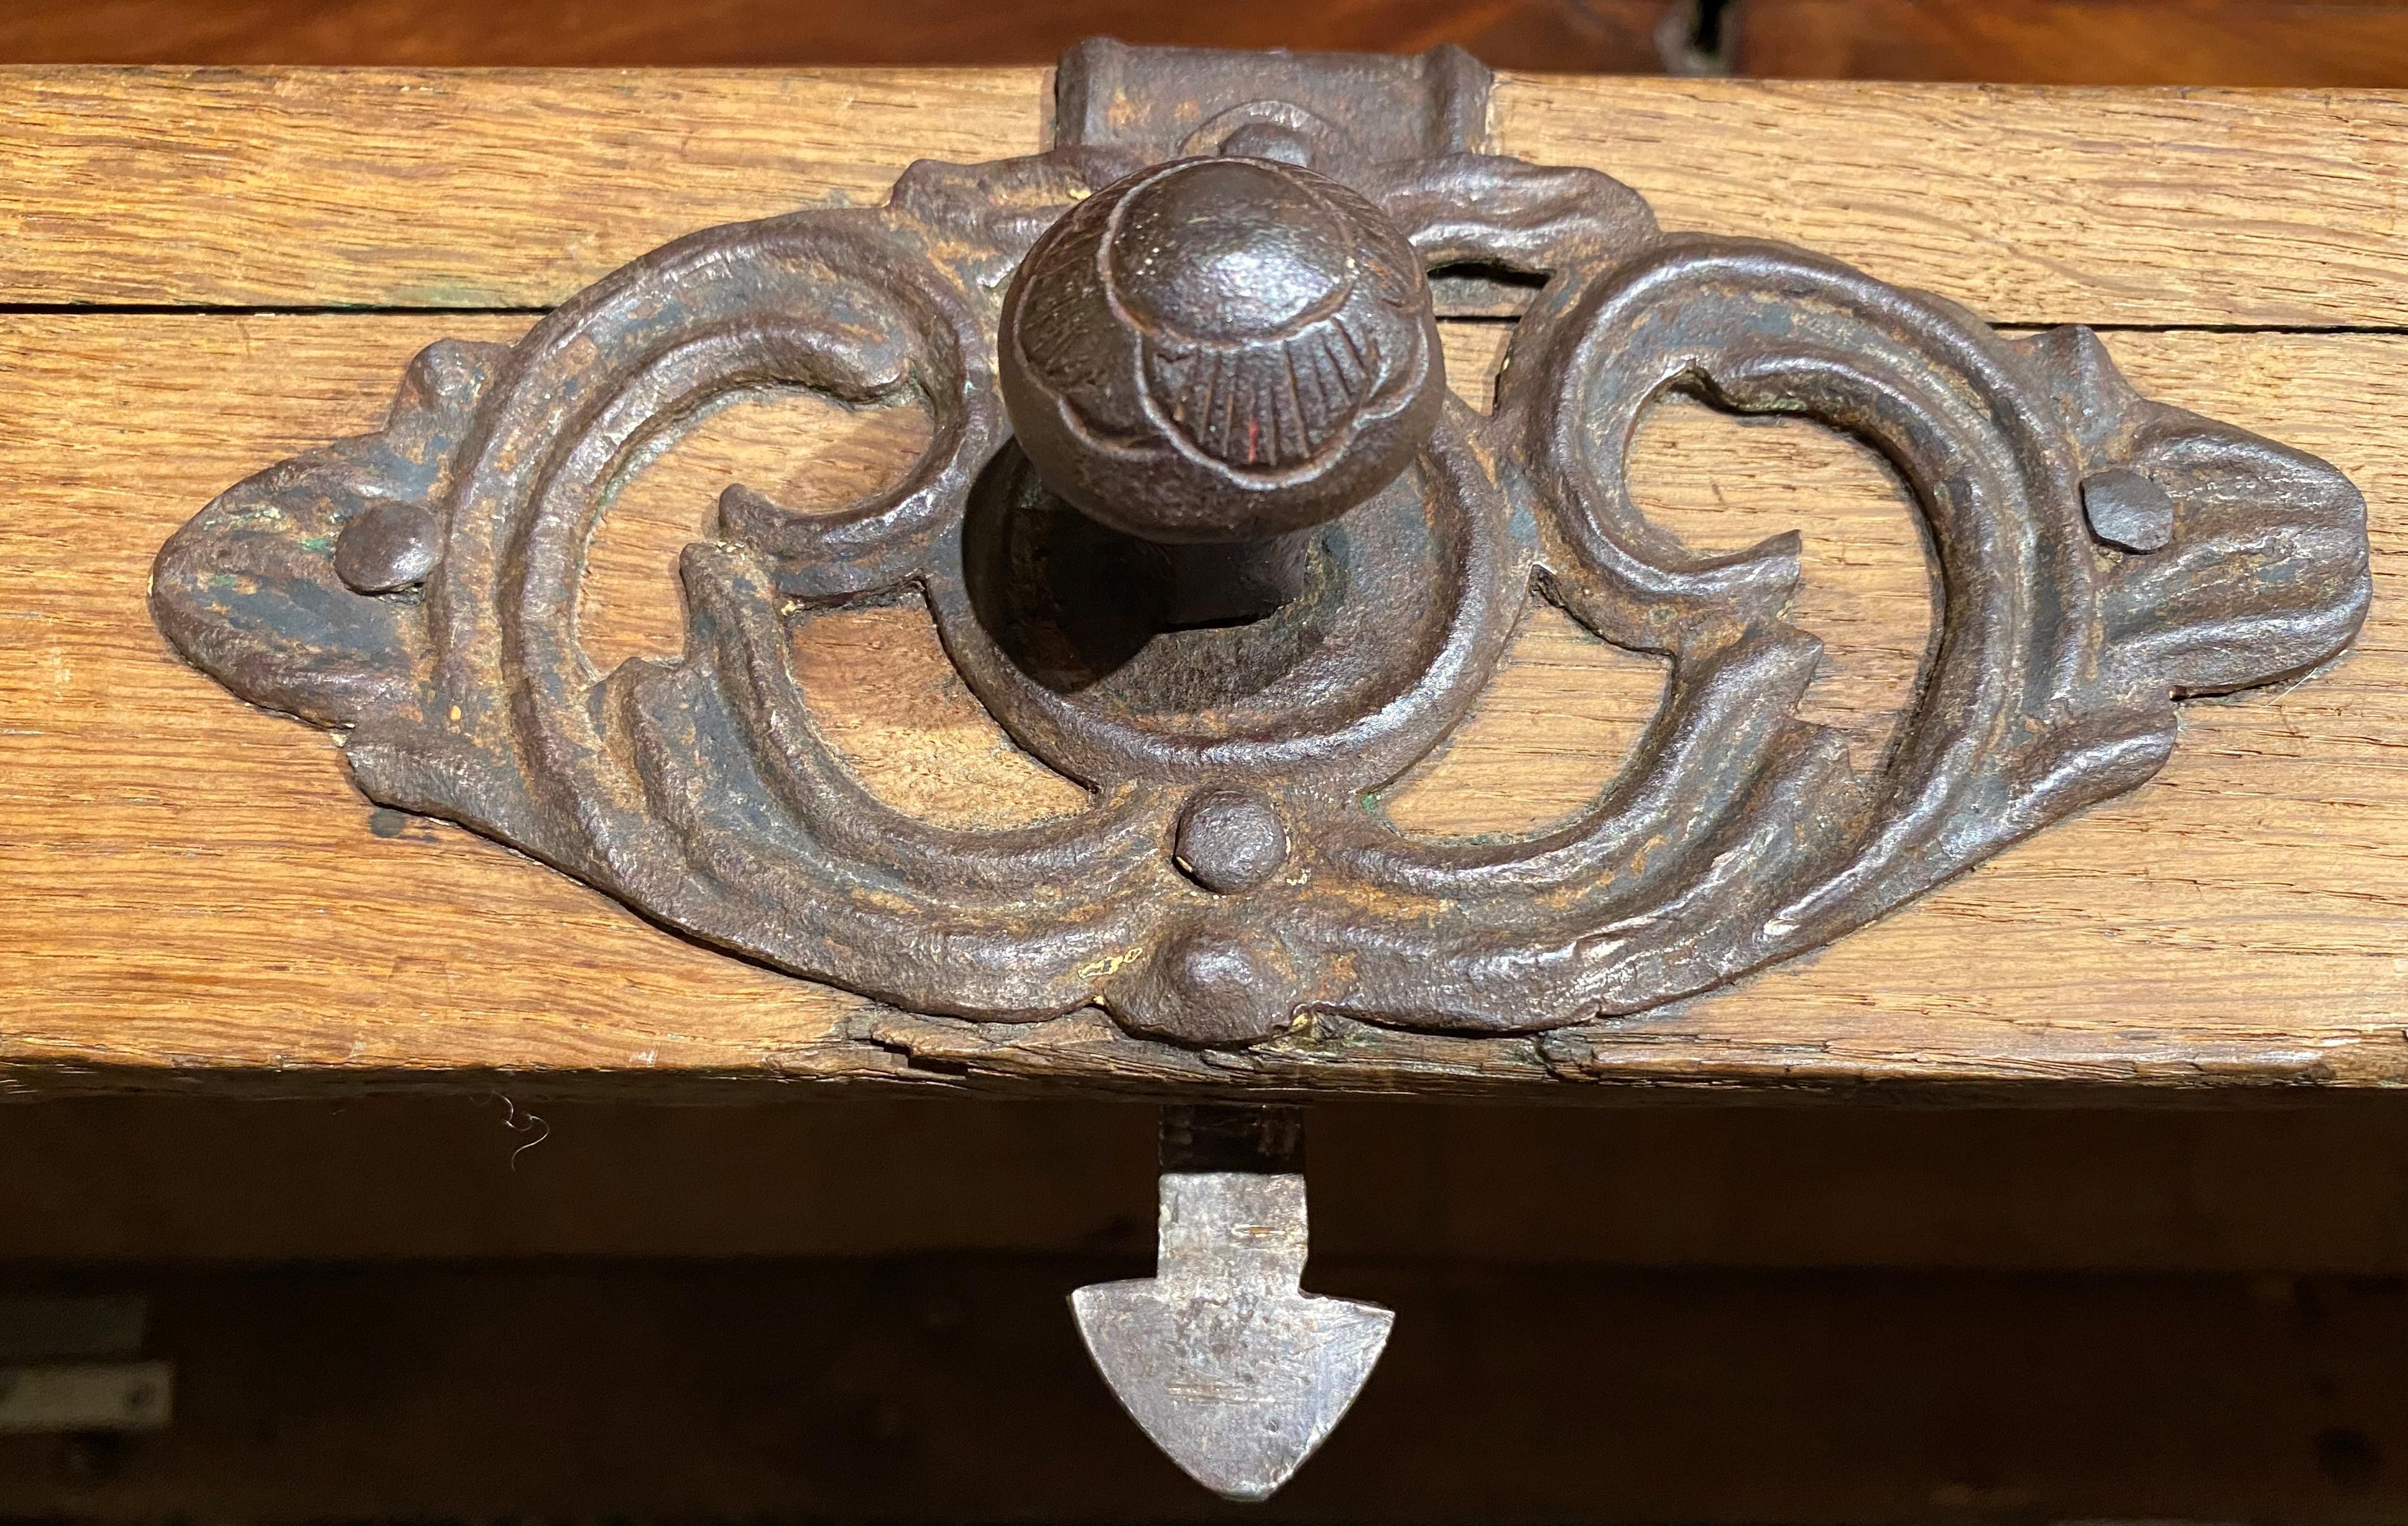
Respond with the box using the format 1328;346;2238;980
962;442;1349;703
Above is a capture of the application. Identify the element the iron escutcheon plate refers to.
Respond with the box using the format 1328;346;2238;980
152;41;2372;1057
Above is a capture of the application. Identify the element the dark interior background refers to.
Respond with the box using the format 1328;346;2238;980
11;2;2408;1522
7;0;2408;82
11;1093;2408;1522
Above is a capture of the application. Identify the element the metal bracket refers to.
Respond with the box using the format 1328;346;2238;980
1052;36;1493;170
1072;1105;1390;1501
0;1296;171;1439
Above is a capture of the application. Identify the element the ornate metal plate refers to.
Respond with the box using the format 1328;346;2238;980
153;41;2372;1053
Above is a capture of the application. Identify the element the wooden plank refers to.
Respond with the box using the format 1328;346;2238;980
19;1094;2408;1272
0;0;1677;73
1494;75;2408;331
3;312;2405;1094
0;311;872;1084
0;66;1051;310
7;68;2408;326
1;1259;2401;1520
1737;0;2408;87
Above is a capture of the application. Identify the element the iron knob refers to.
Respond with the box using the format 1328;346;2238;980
999;155;1444;548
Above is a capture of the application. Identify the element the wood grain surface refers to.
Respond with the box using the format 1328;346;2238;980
4;68;2408;326
3;67;2404;1096
4;312;2402;1094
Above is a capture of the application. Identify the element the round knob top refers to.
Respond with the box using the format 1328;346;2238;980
1111;159;1354;340
1000;155;1443;546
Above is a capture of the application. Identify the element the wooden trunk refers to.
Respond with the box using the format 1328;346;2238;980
5;66;2407;1098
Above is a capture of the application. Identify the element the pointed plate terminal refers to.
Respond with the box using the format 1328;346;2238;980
1072;1172;1393;1502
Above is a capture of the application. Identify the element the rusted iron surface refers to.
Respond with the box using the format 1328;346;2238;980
153;41;2372;1056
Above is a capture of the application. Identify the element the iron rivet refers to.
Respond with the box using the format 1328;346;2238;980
2082;467;2176;553
334;497;440;594
1123;918;1296;1046
1174;789;1288;894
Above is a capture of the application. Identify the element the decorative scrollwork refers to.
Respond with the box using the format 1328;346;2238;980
153;45;2370;1054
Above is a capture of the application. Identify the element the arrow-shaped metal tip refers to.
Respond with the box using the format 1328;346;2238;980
1072;1171;1393;1502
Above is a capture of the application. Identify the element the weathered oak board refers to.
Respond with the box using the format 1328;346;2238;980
2;67;2404;1095
4;311;2402;1093
4;68;2407;326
